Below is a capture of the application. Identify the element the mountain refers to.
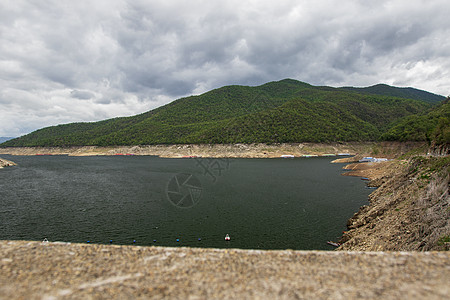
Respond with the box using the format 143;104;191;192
1;79;445;147
0;137;15;144
382;99;449;143
341;84;446;105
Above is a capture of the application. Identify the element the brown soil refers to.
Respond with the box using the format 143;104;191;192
341;160;398;181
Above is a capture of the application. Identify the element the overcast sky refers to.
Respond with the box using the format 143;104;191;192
1;0;449;136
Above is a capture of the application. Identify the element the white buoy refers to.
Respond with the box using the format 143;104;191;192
225;234;230;241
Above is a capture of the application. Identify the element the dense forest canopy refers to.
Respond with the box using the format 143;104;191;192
1;79;448;147
383;98;450;143
341;84;445;105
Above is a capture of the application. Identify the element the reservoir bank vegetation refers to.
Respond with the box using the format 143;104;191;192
1;79;448;251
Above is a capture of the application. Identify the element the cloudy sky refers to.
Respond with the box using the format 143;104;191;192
1;0;449;137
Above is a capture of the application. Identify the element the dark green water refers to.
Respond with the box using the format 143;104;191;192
0;155;370;250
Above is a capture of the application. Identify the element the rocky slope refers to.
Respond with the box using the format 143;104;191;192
338;156;450;251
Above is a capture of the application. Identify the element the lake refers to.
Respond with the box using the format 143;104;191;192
0;155;370;250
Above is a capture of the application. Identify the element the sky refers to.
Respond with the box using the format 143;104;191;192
1;0;450;137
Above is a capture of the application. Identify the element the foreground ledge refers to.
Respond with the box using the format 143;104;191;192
1;240;449;299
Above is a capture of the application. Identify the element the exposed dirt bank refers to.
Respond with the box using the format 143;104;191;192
341;160;398;181
338;156;450;251
0;141;426;158
0;157;16;168
1;240;449;299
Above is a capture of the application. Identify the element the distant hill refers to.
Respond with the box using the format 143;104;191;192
341;84;446;105
0;137;15;144
2;79;445;147
382;99;449;143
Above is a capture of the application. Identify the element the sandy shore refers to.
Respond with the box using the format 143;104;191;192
0;143;358;158
0;141;425;158
1;240;449;299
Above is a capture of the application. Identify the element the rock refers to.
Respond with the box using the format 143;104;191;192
0;158;17;168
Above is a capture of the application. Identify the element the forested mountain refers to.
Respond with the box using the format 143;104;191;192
341;84;445;105
1;79;446;147
382;99;449;143
0;137;14;144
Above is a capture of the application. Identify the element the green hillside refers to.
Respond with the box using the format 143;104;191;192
1;79;445;147
0;137;14;143
341;84;445;105
382;99;450;143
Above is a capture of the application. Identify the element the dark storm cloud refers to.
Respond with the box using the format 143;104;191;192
70;90;95;100
0;0;449;136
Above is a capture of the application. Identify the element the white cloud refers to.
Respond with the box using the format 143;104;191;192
0;0;449;136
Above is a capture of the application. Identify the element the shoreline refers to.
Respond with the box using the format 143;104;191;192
336;156;449;251
0;141;425;158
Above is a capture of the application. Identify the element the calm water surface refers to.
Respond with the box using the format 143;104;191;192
0;155;370;250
